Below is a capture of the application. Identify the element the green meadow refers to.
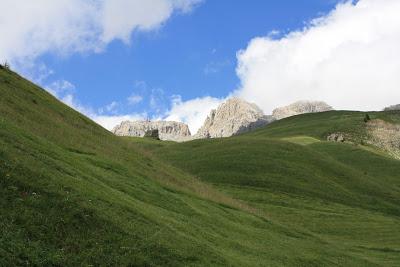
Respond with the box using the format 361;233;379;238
1;68;399;266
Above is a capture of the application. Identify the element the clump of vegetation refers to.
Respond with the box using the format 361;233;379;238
2;61;10;70
384;104;400;112
364;114;371;123
144;129;160;140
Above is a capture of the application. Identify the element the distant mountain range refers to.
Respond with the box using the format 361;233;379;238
112;98;333;141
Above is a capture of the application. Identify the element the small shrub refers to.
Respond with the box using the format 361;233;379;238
364;114;371;123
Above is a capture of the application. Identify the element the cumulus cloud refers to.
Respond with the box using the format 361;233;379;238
236;0;400;113
101;0;201;43
0;0;201;63
47;79;221;132
165;95;224;133
0;0;202;131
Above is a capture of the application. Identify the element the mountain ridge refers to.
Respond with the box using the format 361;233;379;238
111;98;335;141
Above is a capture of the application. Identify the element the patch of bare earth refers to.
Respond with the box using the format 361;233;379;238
366;119;400;159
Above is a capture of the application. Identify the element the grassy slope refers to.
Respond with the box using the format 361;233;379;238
0;70;378;266
1;68;400;266
139;112;400;266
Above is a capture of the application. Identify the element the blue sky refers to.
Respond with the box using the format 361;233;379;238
2;0;400;132
32;1;339;127
43;0;339;106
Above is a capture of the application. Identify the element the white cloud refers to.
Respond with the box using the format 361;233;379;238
47;80;76;96
48;80;222;133
101;0;201;43
18;62;55;84
105;101;119;113
45;80;144;130
93;91;223;133
60;93;95;118
134;80;148;90
0;0;202;63
149;88;168;113
236;0;400;113
0;0;202;132
128;94;143;105
165;95;224;134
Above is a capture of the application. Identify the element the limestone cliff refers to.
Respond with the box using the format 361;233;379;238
195;98;273;138
112;121;191;142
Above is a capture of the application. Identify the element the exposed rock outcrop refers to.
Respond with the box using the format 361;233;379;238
327;133;346;143
195;98;273;138
366;119;400;159
384;104;400;111
112;121;191;142
272;101;333;120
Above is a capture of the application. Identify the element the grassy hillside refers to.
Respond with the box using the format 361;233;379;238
247;110;400;141
1;67;399;266
136;112;400;266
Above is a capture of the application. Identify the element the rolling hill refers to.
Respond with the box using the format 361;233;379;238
1;67;399;266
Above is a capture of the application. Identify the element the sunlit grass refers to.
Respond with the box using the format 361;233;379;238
1;68;400;266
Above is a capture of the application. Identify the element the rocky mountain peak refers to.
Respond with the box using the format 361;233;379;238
272;100;333;120
195;97;273;138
